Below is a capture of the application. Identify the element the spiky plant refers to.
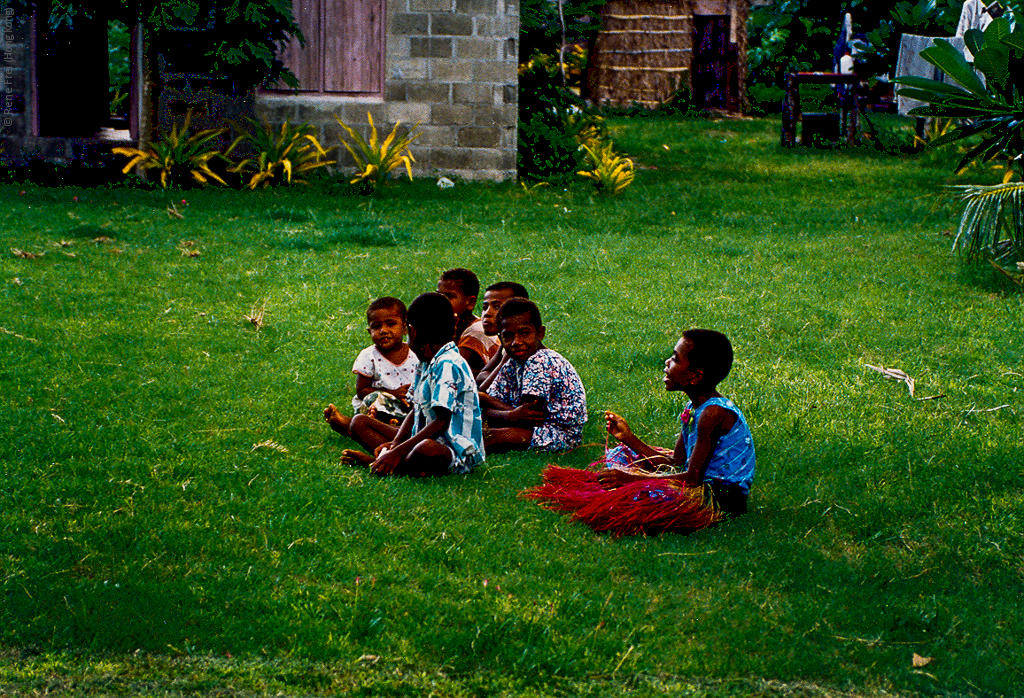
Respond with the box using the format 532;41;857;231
112;110;229;188
228;119;335;189
577;142;635;196
951;181;1024;268
333;113;419;191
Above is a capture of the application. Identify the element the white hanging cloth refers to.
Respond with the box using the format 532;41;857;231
895;34;969;115
956;0;994;60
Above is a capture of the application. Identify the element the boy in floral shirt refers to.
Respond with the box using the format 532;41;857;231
480;298;587;453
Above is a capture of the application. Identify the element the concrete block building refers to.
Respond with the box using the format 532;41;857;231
0;0;520;182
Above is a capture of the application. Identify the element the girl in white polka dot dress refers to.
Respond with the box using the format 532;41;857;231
325;297;419;435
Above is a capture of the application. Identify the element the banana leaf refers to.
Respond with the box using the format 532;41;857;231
892;75;978;97
1001;31;1024;51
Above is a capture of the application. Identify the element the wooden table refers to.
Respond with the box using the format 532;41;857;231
781;72;864;147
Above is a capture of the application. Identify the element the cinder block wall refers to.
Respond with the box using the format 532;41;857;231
256;0;519;182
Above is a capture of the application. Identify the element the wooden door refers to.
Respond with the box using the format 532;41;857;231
277;0;384;95
691;15;731;109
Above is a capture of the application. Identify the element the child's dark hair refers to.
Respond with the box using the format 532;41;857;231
682;328;733;386
485;281;528;299
440;268;480;298
497;297;542;329
407;292;456;345
366;296;407;323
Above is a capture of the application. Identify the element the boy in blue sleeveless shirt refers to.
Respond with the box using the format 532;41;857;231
524;329;754;534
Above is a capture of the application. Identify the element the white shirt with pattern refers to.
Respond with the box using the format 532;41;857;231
350;345;419;411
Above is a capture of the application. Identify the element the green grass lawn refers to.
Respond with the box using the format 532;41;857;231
1;115;1021;697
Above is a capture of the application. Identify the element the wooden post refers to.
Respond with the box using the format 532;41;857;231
781;72;797;147
841;80;858;146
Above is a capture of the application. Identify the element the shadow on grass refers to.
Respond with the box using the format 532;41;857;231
954;258;1024;296
273;217;412;251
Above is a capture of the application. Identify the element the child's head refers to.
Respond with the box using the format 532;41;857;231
406;292;457;361
437;268;480;317
365;297;407;353
664;329;733;392
481;281;528;336
497;297;545;363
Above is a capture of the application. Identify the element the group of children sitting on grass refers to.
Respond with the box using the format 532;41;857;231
323;268;755;536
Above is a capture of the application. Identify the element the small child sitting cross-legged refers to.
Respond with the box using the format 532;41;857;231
345;292;485;477
480;298;587;453
324;296;419;436
522;329;755;536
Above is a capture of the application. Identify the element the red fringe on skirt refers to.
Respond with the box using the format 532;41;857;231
521;465;723;536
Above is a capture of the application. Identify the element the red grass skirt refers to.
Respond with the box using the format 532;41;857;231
521;465;723;536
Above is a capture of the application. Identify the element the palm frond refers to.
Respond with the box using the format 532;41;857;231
951;182;1024;261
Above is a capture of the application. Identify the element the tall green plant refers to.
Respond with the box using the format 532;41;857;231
952;182;1024;264
517;56;600;182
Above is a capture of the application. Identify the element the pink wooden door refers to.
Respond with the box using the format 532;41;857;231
278;0;383;94
324;0;382;93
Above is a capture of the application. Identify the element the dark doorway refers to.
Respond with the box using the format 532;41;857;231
691;15;737;111
33;4;134;139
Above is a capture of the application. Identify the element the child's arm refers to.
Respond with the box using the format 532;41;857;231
354;374;376;400
459;346;486;374
596;411;674;488
372;409;414;456
380;384;411;402
479;392;546;425
476;348;507;388
673;405;737;487
355;376;410;403
371;408;451;475
604;411;672;466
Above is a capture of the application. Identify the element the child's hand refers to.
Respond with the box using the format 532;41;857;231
597;468;642;489
373;441;394;458
371;447;402;476
509;402;545;424
604;411;633;442
392;384;410;401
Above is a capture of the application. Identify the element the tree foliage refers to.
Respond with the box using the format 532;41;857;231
893;14;1024;172
4;0;301;89
519;0;605;60
894;12;1024;271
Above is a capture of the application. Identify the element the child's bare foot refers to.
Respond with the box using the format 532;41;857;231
340;449;374;467
324;404;351;436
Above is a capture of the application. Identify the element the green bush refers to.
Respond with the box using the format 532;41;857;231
517;57;586;182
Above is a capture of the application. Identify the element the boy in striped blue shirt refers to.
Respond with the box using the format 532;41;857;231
347;293;485;477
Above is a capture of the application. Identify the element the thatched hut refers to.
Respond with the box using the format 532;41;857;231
588;0;749;112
